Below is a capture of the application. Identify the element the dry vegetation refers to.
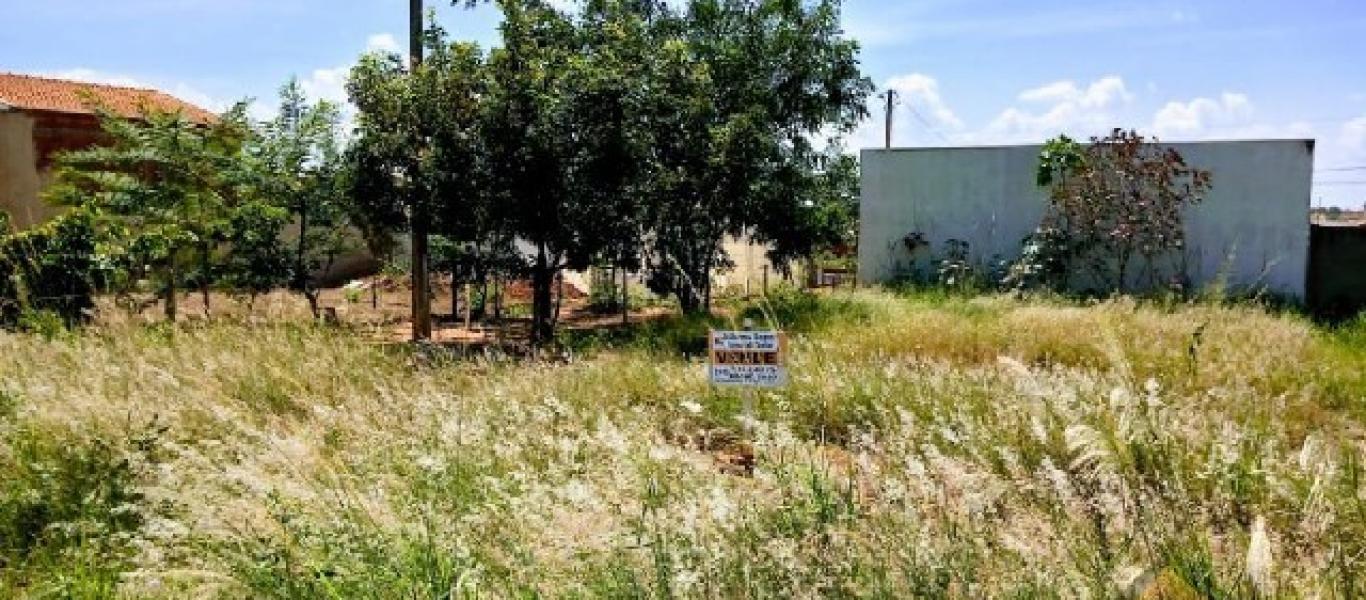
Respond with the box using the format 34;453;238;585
2;289;1365;598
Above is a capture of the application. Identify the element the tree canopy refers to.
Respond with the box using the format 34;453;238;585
36;0;870;340
348;0;871;341
46;105;263;320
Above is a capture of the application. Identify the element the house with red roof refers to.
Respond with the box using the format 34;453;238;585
0;72;216;229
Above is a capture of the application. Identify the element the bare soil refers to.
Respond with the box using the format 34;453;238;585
93;276;676;348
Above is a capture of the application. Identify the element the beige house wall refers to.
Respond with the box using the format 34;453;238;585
565;235;806;299
714;234;803;293
0;111;54;230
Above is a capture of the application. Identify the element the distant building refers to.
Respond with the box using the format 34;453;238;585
0;72;215;229
1311;207;1366;226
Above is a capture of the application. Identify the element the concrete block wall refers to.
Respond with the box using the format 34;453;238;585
858;140;1315;298
1308;224;1366;317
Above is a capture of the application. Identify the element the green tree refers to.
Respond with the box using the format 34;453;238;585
759;149;862;277
251;79;351;318
347;25;491;327
217;200;290;306
640;0;871;312
1029;129;1213;293
564;0;658;320
48;105;255;321
482;0;617;342
0;209;103;326
420;31;511;321
354;0;871;341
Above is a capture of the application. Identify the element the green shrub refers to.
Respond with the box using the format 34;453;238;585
16;309;70;340
1020;131;1212;295
0;427;152;595
559;309;716;355
227;474;490;599
588;267;626;314
739;286;874;333
0;389;16;421
0;209;103;327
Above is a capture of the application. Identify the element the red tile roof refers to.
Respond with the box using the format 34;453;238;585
0;72;217;123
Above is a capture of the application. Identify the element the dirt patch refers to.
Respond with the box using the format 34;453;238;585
502;279;587;302
90;275;675;351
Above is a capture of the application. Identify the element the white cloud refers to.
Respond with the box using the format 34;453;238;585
1018;76;1132;109
42;68;145;89
545;0;582;13
1017;81;1079;105
847;71;1359;207
885;73;964;129
854;74;1137;149
366;33;400;53
301;32;400;107
290;32;403;130
1151;92;1254;138
978;75;1133;143
846;73;964;150
299;66;351;107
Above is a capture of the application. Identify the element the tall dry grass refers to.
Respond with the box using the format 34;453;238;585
1;290;1363;598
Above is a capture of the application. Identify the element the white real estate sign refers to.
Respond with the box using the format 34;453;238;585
709;330;787;388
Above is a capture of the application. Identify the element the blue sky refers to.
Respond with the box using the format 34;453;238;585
3;0;1365;207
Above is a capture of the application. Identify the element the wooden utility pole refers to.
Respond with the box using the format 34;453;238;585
409;0;433;341
883;89;897;149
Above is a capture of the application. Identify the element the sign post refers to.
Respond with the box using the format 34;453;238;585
709;321;787;431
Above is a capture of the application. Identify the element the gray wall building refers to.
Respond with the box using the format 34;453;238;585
859;140;1315;298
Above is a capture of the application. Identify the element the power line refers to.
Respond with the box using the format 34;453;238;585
1316;165;1366;173
906;104;952;145
1314;180;1366;186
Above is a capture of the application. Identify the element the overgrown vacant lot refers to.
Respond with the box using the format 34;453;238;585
2;290;1365;598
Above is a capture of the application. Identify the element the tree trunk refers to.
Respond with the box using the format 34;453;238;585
410;215;432;341
673;245;707;315
294;209;309;295
677;280;703;315
477;276;489;321
674;259;705;315
311;253;336;321
470;262;487;321
551;271;565;331
200;244;212;318
531;244;554;345
305;290;321;321
493;275;503;322
621;265;629;325
1117;249;1132;294
164;265;178;323
702;250;713;314
452;274;460;320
